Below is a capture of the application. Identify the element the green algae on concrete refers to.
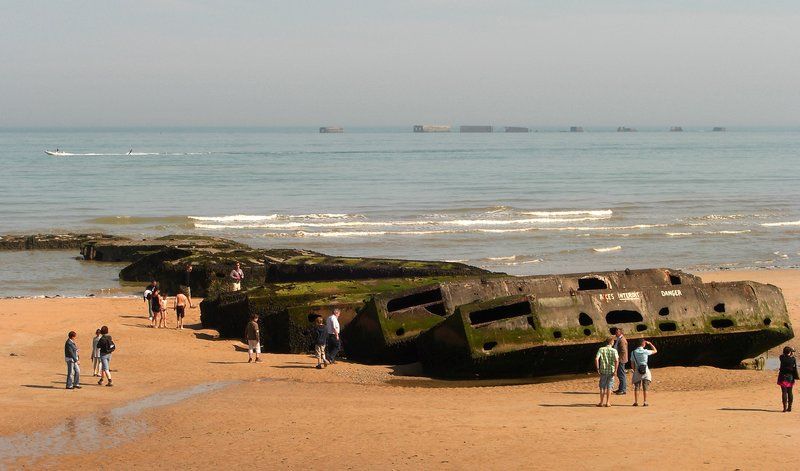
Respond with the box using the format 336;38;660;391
418;280;794;378
343;268;702;365
200;276;470;353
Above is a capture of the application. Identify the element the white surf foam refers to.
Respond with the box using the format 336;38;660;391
762;220;800;227
519;209;613;218
666;232;693;236
704;230;751;235
592;246;622;253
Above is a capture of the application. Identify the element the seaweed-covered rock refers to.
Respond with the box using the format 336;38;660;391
264;253;490;282
120;246;279;296
0;233;127;251
82;235;247;262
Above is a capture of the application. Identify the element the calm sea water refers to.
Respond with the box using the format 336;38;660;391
1;128;799;296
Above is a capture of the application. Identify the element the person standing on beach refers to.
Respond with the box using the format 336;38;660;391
174;291;190;330
325;309;342;365
630;339;658;407
97;326;115;387
91;328;102;376
158;291;169;328
245;314;261;363
144;281;156;320
778;346;798;412
181;265;193;303
150;287;162;328
313;316;328;369
595;337;619;407
64;331;81;389
230;262;244;291
612;327;629;395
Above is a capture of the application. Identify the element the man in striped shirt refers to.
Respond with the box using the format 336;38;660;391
595;337;619;407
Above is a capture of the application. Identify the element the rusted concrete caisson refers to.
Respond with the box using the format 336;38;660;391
417;280;793;378
342;268;701;364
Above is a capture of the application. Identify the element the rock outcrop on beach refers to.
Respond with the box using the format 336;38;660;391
0;233;127;251
81;235;247;262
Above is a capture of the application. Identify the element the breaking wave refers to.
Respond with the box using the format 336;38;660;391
592;246;622;253
761;220;800;227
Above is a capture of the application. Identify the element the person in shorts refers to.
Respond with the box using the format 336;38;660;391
313;316;327;369
630;339;658;407
97;326;115;387
174;290;190;330
245;314;261;363
778;346;798;412
595;336;619;407
230;262;244;291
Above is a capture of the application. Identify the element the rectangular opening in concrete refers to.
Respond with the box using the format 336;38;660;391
659;322;677;332
606;310;643;324
469;301;532;325
711;318;734;329
387;288;443;313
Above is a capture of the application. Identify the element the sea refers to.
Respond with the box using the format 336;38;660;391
1;127;799;297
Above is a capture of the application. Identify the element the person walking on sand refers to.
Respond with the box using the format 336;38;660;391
181;265;193;301
595;336;619;407
97;326;115;387
612;327;629;395
245;314;261;363
65;331;81;389
631;339;658;407
150;287;161;328
313;316;328;369
325;309;342;365
230;262;244;291
778;346;798;412
144;280;156;320
91;328;102;376
174;291;190;330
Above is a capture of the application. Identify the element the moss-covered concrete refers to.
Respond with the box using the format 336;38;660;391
419;281;794;378
0;233;128;251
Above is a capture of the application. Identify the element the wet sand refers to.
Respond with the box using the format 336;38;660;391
1;269;799;469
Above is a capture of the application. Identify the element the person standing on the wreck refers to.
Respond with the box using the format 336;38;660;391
778;346;798;412
181;265;194;304
595;336;619;407
612;327;629;395
325;309;342;364
230;262;244;291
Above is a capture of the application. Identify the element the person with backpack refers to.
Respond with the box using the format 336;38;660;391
630;339;658;407
97;325;116;387
313;316;328;369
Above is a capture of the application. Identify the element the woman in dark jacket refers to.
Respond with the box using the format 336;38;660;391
778;346;798;412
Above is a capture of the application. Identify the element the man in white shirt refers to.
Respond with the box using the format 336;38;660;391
325;309;342;364
230;262;244;291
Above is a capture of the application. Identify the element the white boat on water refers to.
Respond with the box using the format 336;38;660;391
44;150;70;156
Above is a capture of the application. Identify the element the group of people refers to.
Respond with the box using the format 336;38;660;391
64;326;116;389
595;327;657;407
243;308;342;369
143;265;196;330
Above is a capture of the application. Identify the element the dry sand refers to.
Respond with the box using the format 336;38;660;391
1;269;799;469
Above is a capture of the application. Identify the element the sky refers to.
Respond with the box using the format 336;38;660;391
1;1;799;128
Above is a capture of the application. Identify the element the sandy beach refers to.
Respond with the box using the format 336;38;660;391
1;269;799;469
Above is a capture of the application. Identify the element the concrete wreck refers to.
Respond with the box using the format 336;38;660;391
417;280;792;378
342;269;702;364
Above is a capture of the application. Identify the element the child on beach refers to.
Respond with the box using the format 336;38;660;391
158;292;169;328
314;316;327;369
91;328;102;376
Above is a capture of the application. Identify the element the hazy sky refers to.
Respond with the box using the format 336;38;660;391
2;1;799;127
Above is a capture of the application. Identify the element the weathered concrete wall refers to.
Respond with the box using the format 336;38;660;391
418;281;793;378
343;268;699;364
